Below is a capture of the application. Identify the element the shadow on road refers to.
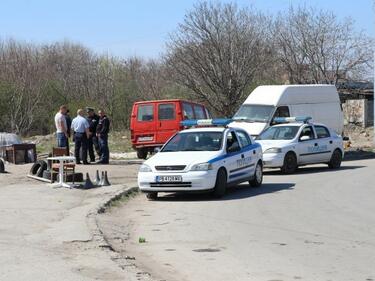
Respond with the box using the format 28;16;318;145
154;182;295;202
264;165;365;176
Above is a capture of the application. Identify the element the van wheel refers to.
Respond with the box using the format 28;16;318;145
213;168;227;198
328;149;342;169
281;152;297;174
137;149;148;159
249;161;263;187
146;192;158;200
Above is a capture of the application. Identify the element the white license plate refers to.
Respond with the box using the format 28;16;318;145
138;136;153;142
156;175;182;182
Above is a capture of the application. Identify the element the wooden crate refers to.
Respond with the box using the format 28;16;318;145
4;144;37;164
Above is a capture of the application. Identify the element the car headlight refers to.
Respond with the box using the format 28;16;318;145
190;162;213;171
139;164;152;172
264;147;282;153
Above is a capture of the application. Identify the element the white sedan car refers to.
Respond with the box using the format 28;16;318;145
256;117;344;173
138;120;263;200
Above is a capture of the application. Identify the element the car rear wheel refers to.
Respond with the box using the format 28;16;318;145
137;149;148;160
249;161;263;187
213;168;227;198
328;149;342;169
146;192;158;200
281;152;297;174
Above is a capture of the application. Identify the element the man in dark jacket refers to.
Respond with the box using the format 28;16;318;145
96;109;110;164
86;107;100;163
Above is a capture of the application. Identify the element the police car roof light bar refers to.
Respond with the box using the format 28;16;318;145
181;118;233;127
273;116;312;124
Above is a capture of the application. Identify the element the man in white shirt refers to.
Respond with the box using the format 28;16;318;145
54;105;68;149
71;109;91;164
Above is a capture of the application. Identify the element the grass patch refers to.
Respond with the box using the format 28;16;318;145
106;189;139;210
24;130;133;155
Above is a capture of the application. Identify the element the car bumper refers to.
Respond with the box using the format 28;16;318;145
262;153;285;168
138;170;217;192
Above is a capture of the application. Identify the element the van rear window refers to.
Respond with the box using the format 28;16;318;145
137;105;154;121
158;103;175;120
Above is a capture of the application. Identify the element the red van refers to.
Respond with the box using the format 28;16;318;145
130;99;210;159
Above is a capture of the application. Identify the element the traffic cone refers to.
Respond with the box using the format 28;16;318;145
94;170;100;186
98;171;105;186
0;158;4;173
83;173;95;189
101;171;111;186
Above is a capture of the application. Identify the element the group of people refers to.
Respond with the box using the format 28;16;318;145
54;105;110;164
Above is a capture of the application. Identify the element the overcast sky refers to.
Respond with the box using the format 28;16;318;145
0;0;373;58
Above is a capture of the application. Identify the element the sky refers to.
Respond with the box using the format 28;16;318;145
0;0;374;59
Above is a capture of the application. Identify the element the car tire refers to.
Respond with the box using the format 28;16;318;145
213;168;227;198
249;161;263;187
328;149;342;169
30;160;47;177
137;149;148;160
281;152;297;174
146;192;158;200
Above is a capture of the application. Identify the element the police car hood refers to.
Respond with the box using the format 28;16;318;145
229;121;267;137
146;151;221;168
256;139;292;151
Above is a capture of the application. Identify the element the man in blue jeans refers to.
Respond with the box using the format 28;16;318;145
96;110;110;164
54;105;68;148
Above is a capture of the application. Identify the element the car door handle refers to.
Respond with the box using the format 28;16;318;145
329;140;333;144
314;143;318;146
241;154;245;158
253;150;256;154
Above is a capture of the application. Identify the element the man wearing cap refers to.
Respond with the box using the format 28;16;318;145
71;109;90;164
86;107;100;163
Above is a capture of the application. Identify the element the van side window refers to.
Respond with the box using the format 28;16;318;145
236;130;252;147
182;103;194;119
274;106;290;118
137;104;154;121
193;105;206;119
158;103;175;120
315;126;330;138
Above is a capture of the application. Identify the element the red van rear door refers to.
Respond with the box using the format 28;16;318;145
134;103;156;144
156;102;178;143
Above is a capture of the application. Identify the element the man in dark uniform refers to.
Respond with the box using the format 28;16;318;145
86;107;100;163
96;109;110;164
64;109;72;155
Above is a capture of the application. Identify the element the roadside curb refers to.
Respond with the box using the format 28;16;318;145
86;185;139;248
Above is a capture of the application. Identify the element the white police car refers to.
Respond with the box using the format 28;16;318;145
138;119;263;200
256;117;345;173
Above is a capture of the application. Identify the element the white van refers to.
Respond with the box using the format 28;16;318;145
230;85;343;137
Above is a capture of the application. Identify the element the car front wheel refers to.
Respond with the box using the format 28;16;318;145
213;168;227;198
281;152;297;174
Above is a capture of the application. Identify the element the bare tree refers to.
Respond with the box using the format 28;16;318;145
166;2;271;117
273;6;373;84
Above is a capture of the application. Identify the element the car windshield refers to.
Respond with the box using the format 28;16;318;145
257;126;300;140
162;132;223;152
233;104;274;122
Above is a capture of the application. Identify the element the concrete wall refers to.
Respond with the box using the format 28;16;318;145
343;99;374;127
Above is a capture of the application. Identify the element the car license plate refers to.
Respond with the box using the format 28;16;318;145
138;136;153;142
156;175;182;182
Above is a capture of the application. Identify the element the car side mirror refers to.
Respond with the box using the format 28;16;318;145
154;147;161;153
300;135;311;141
343;136;349;141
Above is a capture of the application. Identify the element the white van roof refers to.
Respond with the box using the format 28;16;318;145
244;85;340;106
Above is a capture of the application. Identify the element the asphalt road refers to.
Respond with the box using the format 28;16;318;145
99;159;375;281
